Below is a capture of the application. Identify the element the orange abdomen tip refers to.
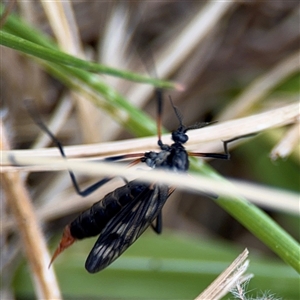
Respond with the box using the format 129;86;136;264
48;225;76;268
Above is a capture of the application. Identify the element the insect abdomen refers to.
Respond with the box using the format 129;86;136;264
70;181;148;239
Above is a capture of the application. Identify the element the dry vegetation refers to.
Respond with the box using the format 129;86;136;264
1;1;299;299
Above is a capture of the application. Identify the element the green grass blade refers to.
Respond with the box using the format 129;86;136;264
0;30;177;89
41;61;158;136
1;8;161;137
190;159;300;273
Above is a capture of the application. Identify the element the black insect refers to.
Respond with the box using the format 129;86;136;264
28;88;248;273
49;180;170;273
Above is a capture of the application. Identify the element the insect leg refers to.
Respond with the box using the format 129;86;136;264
150;186;175;233
26;100;112;197
156;88;164;145
104;153;145;162
189;133;256;160
138;49;164;145
151;212;162;234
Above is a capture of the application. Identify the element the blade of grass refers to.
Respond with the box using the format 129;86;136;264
0;10;159;137
42;61;159;137
0;32;177;89
190;160;300;274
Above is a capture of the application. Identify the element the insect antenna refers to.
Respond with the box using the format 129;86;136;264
185;121;217;132
169;95;184;130
168;96;214;133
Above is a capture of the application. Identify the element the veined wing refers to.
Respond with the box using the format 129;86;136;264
85;184;169;273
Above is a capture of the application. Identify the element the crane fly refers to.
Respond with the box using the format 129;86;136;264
28;88;249;273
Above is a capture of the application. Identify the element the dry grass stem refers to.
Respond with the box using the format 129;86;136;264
270;122;300;161
41;0;81;55
31;94;73;149
219;50;300;121
0;121;61;300
157;0;235;80
97;1;235;141
195;249;251;300
1;167;298;235
126;1;235;108
1;178;126;233
41;0;102;143
97;6;132;141
2;2;298;297
2;101;298;167
1;153;298;218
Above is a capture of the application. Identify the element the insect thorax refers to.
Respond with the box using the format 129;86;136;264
142;142;189;172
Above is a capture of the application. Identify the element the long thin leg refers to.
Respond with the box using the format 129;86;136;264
151;212;162;234
104;153;144;162
26;101;124;197
156;88;163;145
189;133;256;160
150;185;177;233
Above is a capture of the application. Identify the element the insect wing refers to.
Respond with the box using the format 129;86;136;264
85;184;169;273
